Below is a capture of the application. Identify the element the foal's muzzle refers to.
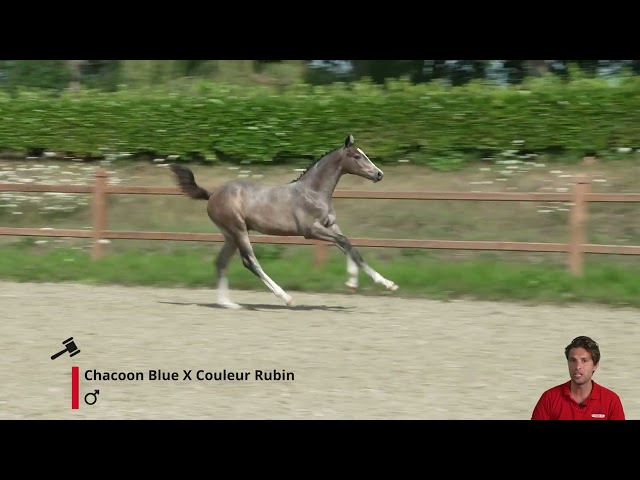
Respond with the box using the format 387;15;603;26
374;170;383;182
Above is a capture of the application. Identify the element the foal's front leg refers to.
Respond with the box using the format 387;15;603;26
329;224;359;289
307;221;398;292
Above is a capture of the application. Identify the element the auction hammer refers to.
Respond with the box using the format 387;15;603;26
51;337;81;360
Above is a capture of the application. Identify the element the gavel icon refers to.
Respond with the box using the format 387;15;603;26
51;337;81;360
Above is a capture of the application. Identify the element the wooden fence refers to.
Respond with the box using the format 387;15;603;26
2;168;640;276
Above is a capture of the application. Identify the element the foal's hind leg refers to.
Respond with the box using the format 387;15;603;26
307;221;398;292
215;236;240;309
232;230;294;306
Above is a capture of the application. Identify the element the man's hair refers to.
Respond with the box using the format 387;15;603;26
565;336;601;364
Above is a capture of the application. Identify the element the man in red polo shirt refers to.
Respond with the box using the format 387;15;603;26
531;335;625;420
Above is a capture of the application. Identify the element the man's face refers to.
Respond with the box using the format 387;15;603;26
567;347;598;386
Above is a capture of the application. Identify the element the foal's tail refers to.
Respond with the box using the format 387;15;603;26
169;164;211;201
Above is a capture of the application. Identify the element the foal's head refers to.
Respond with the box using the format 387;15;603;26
340;135;384;183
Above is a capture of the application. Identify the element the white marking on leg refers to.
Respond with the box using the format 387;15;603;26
362;265;398;291
253;261;294;306
327;223;358;289
217;276;242;309
345;255;359;289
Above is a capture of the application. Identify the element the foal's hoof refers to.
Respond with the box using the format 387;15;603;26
387;282;399;292
285;297;295;307
219;301;242;309
345;279;358;291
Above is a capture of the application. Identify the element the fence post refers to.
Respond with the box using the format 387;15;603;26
92;168;108;260
314;243;328;267
568;173;591;276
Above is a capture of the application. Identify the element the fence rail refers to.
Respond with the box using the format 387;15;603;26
2;168;640;276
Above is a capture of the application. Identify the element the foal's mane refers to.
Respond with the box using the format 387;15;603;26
290;147;341;183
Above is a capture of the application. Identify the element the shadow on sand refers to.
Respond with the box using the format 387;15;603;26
159;301;353;312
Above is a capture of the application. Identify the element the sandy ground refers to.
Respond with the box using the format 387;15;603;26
1;280;638;420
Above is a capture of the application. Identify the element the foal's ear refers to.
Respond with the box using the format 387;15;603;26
344;134;355;148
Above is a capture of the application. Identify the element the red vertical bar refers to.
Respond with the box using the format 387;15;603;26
72;366;79;410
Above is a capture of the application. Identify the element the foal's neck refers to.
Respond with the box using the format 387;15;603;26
297;151;343;198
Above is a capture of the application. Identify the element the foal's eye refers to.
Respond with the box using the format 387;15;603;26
354;154;361;159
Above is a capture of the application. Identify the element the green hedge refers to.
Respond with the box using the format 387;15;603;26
1;74;639;168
